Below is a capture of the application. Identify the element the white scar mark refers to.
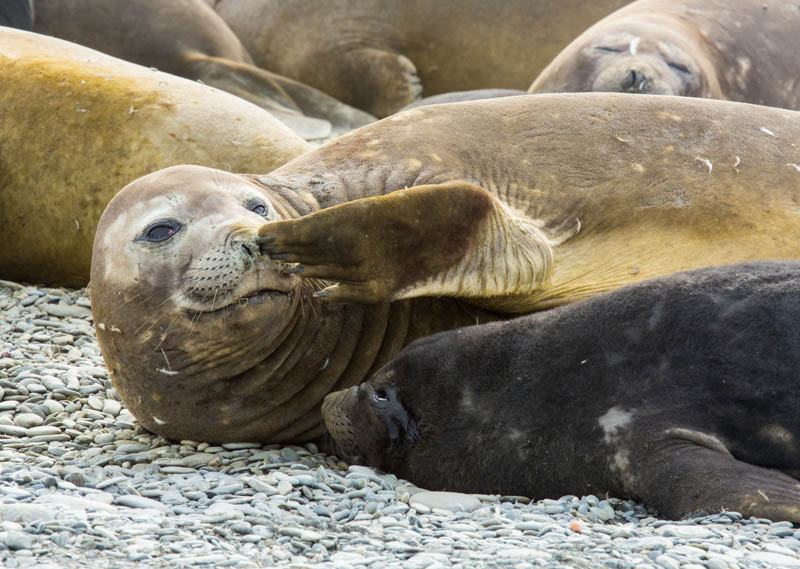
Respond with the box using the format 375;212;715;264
733;156;741;173
629;37;640;55
760;127;776;137
157;368;179;376
598;407;633;443
152;416;166;426
758;489;770;502
695;156;713;174
788;163;800;172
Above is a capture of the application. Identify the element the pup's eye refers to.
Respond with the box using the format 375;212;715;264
251;203;268;217
373;388;389;402
595;46;623;53
667;61;690;74
140;220;181;242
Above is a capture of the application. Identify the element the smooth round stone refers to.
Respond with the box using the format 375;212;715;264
26;426;62;437
40;400;65;415
409;492;481;513
745;552;800;567
87;395;104;411
102;400;121;416
40;376;65;390
13;413;43;428
42;304;92;319
0;504;54;523
655;525;718;539
4;530;33;550
0;424;27;436
94;432;115;445
115;495;168;511
51;335;74;346
182;453;220;468
654;555;680;569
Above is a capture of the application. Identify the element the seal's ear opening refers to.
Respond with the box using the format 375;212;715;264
368;384;418;444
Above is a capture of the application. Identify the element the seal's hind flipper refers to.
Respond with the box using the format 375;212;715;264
632;436;800;522
258;181;553;305
334;47;422;117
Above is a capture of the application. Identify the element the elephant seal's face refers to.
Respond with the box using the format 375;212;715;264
90;165;306;437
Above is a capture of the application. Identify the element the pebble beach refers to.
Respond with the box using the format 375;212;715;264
1;279;799;569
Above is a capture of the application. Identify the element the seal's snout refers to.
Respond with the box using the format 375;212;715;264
624;68;648;91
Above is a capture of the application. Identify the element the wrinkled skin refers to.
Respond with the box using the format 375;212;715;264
529;0;800;110
323;262;800;523
93;93;800;444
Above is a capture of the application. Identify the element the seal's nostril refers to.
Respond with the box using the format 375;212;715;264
241;243;254;258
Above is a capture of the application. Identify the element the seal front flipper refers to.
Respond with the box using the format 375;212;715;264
631;433;800;522
258;181;553;307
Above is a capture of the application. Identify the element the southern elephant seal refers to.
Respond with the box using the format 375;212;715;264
528;0;800;110
207;0;632;117
32;0;375;140
91;93;800;444
322;261;800;523
0;28;309;287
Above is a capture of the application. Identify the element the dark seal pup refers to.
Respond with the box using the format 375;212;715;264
323;261;800;522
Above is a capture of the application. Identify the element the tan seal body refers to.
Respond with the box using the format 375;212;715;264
0;28;310;287
93;93;800;444
208;0;631;117
33;0;375;140
529;0;800;110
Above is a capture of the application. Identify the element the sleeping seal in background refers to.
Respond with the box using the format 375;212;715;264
323;261;800;523
0;28;309;287
207;0;632;117
529;0;800;110
33;0;374;140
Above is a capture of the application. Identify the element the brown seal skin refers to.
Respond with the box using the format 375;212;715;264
207;0;632;117
92;92;800;444
322;261;800;523
0;28;310;287
400;89;528;112
529;0;800;110
33;0;375;140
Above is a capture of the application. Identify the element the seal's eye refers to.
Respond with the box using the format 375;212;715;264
595;46;623;53
373;388;389;402
139;220;181;243
250;203;269;218
667;61;690;74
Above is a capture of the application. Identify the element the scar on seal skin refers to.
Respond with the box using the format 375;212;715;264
324;261;800;523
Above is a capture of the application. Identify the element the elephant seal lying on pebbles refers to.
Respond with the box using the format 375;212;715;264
529;0;800;110
91;93;800;443
323;261;800;523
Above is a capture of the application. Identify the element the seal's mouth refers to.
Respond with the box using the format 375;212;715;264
186;286;292;316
